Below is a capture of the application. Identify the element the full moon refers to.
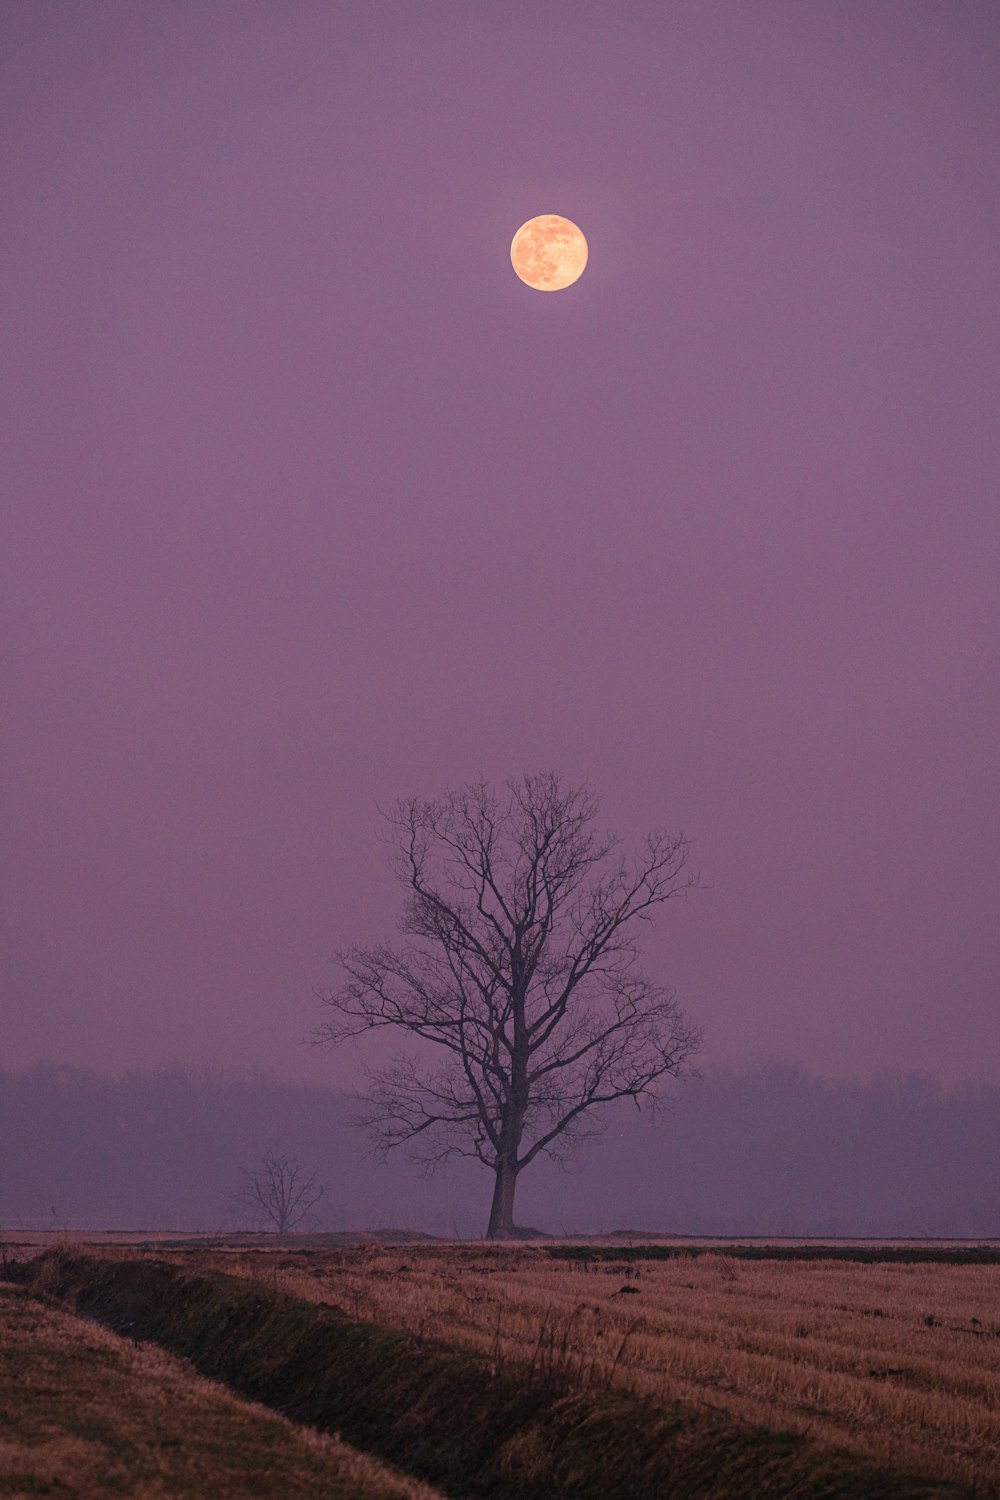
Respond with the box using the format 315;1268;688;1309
510;215;588;291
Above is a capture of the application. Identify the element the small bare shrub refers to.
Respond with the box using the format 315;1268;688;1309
239;1150;325;1234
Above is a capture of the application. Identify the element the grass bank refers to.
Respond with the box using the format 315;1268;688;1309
0;1281;442;1499
10;1250;973;1500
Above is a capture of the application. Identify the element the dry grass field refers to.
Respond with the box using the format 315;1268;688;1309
0;1280;444;1499
181;1242;1000;1497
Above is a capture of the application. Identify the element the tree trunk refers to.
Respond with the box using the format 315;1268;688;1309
486;1153;519;1239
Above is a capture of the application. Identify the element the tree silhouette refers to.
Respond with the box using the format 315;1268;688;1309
240;1149;325;1233
316;773;702;1238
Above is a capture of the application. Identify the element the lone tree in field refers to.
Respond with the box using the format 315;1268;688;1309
316;773;702;1239
240;1149;325;1233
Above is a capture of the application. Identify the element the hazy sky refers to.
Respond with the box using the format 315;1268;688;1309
3;1;998;1089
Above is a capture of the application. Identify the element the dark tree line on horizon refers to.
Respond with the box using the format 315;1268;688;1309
2;1058;996;1239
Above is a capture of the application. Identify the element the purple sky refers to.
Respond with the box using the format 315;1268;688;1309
3;1;998;1091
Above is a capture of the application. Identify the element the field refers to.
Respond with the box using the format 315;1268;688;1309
189;1240;1000;1496
4;1236;998;1498
0;1279;443;1499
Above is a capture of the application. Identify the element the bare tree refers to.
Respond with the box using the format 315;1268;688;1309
240;1149;325;1233
316;773;702;1239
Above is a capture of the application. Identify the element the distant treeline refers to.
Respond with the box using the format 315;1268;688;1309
1;1060;996;1237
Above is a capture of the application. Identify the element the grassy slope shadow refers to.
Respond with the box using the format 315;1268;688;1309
547;1244;1000;1266
9;1252;973;1500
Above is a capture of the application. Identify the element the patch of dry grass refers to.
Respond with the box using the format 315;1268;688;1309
0;1282;444;1499
199;1243;1000;1496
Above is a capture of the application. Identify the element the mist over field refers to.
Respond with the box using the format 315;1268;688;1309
3;1061;996;1239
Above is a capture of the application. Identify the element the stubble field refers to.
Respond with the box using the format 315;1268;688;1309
4;1235;999;1498
187;1240;1000;1496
